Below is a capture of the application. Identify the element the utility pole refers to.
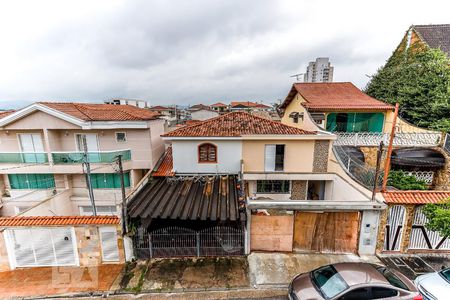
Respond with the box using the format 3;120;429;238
382;103;399;192
115;154;128;234
371;141;384;202
82;135;97;216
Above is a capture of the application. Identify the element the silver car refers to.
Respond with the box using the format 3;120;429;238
414;267;450;300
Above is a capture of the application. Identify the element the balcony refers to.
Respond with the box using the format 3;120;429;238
334;132;442;147
0;152;48;163
52;149;131;164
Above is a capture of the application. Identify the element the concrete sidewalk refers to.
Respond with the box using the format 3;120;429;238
248;252;381;288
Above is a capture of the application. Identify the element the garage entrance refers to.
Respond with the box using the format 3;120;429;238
293;212;360;253
5;227;78;268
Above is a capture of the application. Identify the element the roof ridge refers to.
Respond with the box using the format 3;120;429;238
72;103;95;121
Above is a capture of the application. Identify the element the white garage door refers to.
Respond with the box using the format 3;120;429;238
5;227;78;268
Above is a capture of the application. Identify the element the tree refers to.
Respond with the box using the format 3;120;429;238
422;197;450;237
387;170;428;190
365;38;450;132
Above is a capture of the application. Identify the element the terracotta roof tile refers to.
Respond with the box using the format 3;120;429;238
0;215;120;227
162;112;316;137
0;110;15;119
413;24;450;57
39;102;159;121
230;101;270;108
382;191;450;204
210;102;227;107
280;82;394;111
153;146;174;177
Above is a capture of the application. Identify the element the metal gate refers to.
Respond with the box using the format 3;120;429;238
384;205;406;251
409;206;450;250
133;226;245;258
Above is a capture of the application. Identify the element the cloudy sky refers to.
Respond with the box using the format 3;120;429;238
0;0;448;108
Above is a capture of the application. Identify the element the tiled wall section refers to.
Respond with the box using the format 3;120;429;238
291;181;307;200
312;140;330;172
75;225;125;266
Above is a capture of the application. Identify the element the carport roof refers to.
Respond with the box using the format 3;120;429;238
383;191;450;204
128;175;245;222
0;215;120;227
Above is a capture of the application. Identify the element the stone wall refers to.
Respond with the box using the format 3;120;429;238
75;225;125;266
375;208;388;254
291;181;307;200
312;140;330;172
433;147;450;190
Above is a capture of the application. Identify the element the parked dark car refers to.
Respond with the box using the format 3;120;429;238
288;262;422;300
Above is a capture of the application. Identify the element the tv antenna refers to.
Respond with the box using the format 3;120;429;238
290;73;305;82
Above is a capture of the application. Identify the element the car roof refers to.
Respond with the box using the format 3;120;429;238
333;263;389;286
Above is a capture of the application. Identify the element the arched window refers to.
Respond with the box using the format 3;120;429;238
198;143;217;163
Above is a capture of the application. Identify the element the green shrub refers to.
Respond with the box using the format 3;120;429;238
387;170;428;190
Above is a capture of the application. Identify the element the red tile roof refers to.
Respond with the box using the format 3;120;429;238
0;215;120;227
153;146;174;177
231;101;270;108
162;112;315;137
39;102;160;121
149;105;171;110
280;82;394;111
210;102;227;107
383;191;450;204
0;110;15;119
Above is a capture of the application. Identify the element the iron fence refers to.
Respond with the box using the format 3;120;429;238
133;225;245;259
444;133;450;155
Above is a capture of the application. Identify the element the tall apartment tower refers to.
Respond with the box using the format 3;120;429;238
303;57;334;82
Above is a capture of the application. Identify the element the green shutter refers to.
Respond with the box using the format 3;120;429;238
9;174;55;189
90;173;130;189
326;113;337;131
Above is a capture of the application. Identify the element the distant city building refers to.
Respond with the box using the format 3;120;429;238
104;98;149;108
188;104;219;120
303;57;334;82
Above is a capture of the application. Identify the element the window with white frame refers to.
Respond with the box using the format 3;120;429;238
264;144;285;171
115;132;127;143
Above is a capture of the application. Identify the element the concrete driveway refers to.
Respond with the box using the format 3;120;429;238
248;252;381;288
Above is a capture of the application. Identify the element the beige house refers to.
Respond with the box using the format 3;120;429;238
0;102;165;217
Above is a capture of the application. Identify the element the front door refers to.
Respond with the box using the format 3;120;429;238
293;212;360;253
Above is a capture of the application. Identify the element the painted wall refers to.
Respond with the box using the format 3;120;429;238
190;110;219;121
172;140;242;173
242;140;315;173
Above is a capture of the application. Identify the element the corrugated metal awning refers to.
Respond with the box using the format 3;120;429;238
128;175;245;222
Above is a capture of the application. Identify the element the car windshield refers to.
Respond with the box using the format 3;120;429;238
374;266;409;290
439;268;450;283
311;265;348;299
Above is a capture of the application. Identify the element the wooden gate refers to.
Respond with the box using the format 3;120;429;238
409;206;450;250
293;212;360;253
384;205;406;251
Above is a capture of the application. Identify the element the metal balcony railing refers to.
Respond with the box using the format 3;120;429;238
334;132;442;147
0;152;48;163
52;149;131;164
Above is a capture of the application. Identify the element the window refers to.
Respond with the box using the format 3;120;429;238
371;287;398;299
338;287;370;300
198;143;217;163
312;265;349;299
75;133;99;152
307;181;326;200
9;174;55;189
265;144;285;171
79;205;117;216
256;180;290;193
326;113;385;133
89;173;130;189
115;132;127;143
374;266;409;290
